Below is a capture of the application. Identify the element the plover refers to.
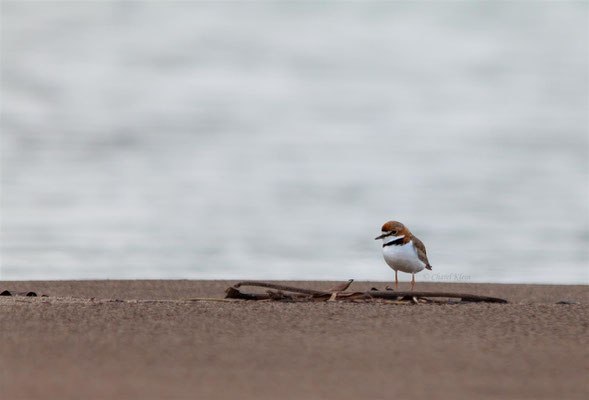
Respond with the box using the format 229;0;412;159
375;221;432;290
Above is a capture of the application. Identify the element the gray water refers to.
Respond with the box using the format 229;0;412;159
1;2;588;283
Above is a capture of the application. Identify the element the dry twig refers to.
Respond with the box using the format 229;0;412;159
226;281;508;304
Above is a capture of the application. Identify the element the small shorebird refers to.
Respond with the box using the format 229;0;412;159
375;221;432;290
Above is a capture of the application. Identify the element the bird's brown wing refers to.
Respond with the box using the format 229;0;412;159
411;235;432;270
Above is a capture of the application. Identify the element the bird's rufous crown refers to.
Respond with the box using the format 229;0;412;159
380;221;410;236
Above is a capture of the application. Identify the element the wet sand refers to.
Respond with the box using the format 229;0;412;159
1;280;588;399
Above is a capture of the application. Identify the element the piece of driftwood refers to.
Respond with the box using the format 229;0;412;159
226;281;508;304
327;279;354;292
233;281;329;296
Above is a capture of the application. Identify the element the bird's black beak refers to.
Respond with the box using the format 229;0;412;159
374;233;387;240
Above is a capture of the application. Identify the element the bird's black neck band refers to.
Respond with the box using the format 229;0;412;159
383;237;405;247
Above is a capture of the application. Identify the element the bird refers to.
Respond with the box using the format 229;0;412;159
374;221;432;290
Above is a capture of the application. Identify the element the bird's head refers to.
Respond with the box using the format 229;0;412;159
374;221;410;245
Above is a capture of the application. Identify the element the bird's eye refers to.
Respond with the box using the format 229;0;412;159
390;231;397;235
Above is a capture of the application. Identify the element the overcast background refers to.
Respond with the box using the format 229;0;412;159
1;1;587;283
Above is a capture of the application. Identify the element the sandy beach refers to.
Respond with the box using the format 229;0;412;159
1;280;588;399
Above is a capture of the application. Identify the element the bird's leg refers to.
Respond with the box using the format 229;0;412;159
395;270;398;290
411;273;415;291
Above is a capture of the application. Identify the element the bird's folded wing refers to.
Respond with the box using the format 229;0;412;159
411;235;431;267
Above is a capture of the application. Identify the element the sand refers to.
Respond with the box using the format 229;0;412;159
1;280;588;400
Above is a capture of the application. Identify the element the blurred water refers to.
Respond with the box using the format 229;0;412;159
1;2;588;283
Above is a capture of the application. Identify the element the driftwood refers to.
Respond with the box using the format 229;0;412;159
226;281;508;304
234;281;329;296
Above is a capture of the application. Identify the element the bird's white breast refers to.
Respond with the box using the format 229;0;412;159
382;242;426;274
